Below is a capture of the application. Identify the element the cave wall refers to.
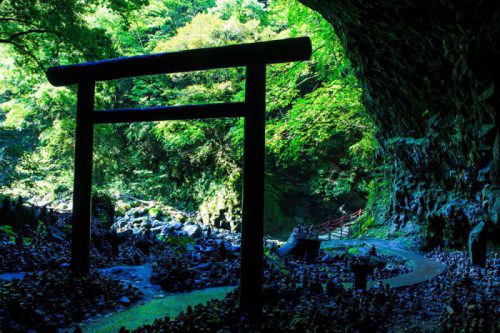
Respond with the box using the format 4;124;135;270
300;0;499;247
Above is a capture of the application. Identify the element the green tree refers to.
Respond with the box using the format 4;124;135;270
0;0;376;236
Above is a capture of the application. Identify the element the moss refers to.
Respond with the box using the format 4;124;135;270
199;183;241;231
157;234;195;253
347;247;361;255
264;248;290;276
148;207;160;218
0;225;16;243
76;287;235;333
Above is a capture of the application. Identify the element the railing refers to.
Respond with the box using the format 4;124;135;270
314;209;364;238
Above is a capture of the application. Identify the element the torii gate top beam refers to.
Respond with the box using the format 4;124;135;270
46;37;312;87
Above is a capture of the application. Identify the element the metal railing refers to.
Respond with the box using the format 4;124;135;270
314;208;364;239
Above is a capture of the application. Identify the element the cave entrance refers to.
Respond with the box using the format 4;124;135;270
46;37;311;319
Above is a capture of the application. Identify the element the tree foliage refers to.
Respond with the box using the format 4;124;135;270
0;0;376;234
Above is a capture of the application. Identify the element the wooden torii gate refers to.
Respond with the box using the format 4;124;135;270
46;37;312;319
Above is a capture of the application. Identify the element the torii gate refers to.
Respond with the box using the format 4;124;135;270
46;37;311;319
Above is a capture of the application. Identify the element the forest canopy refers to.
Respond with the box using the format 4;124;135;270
0;0;376;236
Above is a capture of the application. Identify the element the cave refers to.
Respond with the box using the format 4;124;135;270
300;0;499;248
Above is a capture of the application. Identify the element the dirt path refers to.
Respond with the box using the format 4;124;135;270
321;239;446;288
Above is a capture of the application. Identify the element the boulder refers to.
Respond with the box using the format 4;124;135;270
150;226;163;234
321;254;336;264
167;221;183;230
468;221;487;267
181;224;202;238
119;296;131;304
277;229;321;260
116;229;133;240
229;245;241;252
116;217;127;228
150;220;165;228
160;221;183;236
192;263;213;271
131;216;148;226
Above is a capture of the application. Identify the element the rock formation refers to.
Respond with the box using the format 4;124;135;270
468;221;487;267
300;0;499;249
277;225;321;260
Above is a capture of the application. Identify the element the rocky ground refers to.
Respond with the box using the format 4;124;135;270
0;204;149;273
393;250;499;332
0;198;246;331
150;238;240;292
124;250;499;333
0;226;149;274
1;197;498;332
112;201;243;292
0;269;143;332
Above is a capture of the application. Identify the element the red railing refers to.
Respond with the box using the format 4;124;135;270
314;209;364;235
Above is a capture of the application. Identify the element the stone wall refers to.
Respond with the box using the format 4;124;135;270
300;0;499;247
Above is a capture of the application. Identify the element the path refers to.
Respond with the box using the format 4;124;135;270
321;239;446;288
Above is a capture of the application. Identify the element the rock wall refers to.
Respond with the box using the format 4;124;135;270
300;0;499;247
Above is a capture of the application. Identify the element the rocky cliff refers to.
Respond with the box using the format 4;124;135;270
300;0;499;247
